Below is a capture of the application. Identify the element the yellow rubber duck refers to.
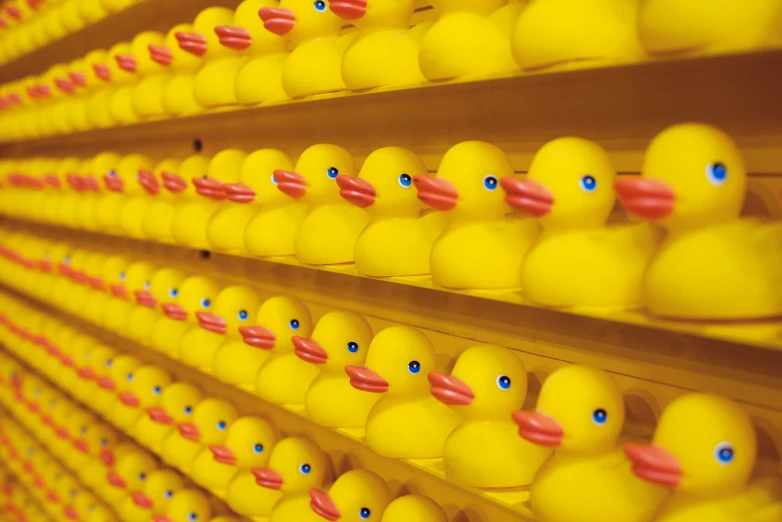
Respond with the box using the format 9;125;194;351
259;0;354;98
161;397;238;473
614;123;782;319
275;144;369;264
232;436;330;518
152;488;212;522
131;30;178;118
428;344;551;487
143;382;203;453
66;52;102;132
337;146;447;277
116;155;157;238
126;267;186;345
638;0;782;56
514;365;668;521
418;0;521;81
96;41;135;126
380;495;447;522
309;469;391;522
73;423;119;489
141;158;183;242
110;33;165;125
160;23;203;117
179;284;261;372
83;49;118;129
501;137;662;309
161;154;210;246
414;141;540;289
328;0;427;90
295;310;378;427
103;447;158;504
625;393;782;522
92;152;131;232
101;260;155;335
345;325;459;458
102;354;143;428
119;469;184;522
511;0;643;71
117;364;172;435
191;415;279;493
83;253;128;325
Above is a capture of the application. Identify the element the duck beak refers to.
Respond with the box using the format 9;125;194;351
175;31;208;57
63;506;79;520
196;311;227;334
624;443;682;488
146;406;173;425
162;303;187;321
153;515;173;522
239;326;276;349
99;448;115;466
224;182;256;203
72;438;89;453
131;491;154;509
512;411;563;447
192;177;226;200
44;174;61;188
134;290;157;308
55;77;74;94
119;391;140;408
252;467;283;489
428;371;474;405
329;0;367;20
614;178;674;220
500;177;554;217
259;7;295;36
137;168;160;195
215;25;253;51
97;376;115;390
46;490;59;503
413;175;457;211
345;365;389;393
274;170;307;199
310;488;340;521
77;367;95;380
93;63;112;82
106;471;127;489
336;175;375;208
161;172;187;193
70;72;87;86
210;444;237;466
55;427;70;440
292;336;328;364
115;54;138;73
177;421;200;441
148;44;173;66
110;283;129;299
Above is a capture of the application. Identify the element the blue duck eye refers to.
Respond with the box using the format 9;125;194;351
164;490;173;499
152;386;162;395
299;463;311;474
326;167;339;179
187;513;197;522
238;310;249;321
313;0;327;11
398;174;412;188
253;443;264;454
579;175;598;193
592;408;608;425
183;405;193;415
408;361;421;374
107;170;117;177
126;373;133;381
359;508;371;519
496;375;511;390
138;473;146;481
347;341;359;353
715;442;734;465
118;272;125;282
100;438;107;446
270;173;277;185
80;426;87;435
706;162;727;186
63;255;71;264
200;298;211;308
216;421;227;431
483;175;498;191
168;288;178;298
143;281;151;291
289;319;300;330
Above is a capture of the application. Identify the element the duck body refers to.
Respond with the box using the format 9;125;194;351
282;33;353;98
256;352;320;404
172;200;220;249
212;337;270;391
205;203;256;253
178;327;225;370
244;202;308;257
305;373;378;427
296;203;370;264
226;470;282;516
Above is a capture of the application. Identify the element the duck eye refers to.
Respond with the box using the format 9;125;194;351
359;507;371;519
299;463;311;474
592;408;608;425
143;281;151;291
483;175;498;191
407;361;421;374
216;421;227;431
398;173;412;188
200;298;211;308
253;443;264;454
579;175;597;193
313;0;327;12
187;513;197;522
100;438;107;446
164;490;173;499
107;170;117;177
238;310;249;321
706;162;728;186
105;359;113;368
152;386;162;395
138;473;146;480
289;319;300;330
183;405;193;415
496;375;511;390
714;442;734;465
347;341;359;353
64;255;71;264
326;167;339;179
118;272;125;282
80;426;87;435
168;288;178;298
271;173;278;185
126;373;133;381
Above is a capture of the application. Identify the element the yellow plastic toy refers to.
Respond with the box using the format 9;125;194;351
101;260;155;335
294;310;378;427
103;447;158;504
126;267;186;345
328;0;427;90
151;24;199;117
84;50;118;129
511;0;643;71
114;154;155;237
625;393;782;522
102;353;143;429
309;469;391;522
414;141;539;289
104;41;142;126
275;144;369;265
120;469;184;522
380;495;447;522
191;415;279;493
117;364;172;433
151;488;212;522
83;253;128;325
614;123;782;319
638;0;782;56
337;146;446;277
418;1;521;81
345;325;459;458
93;152;132;232
131;30;177;118
428;344;551;487
141;158;183;242
142;382;203;453
514;365;668;521
259;0;353;98
501;137;661;309
164;154;210;246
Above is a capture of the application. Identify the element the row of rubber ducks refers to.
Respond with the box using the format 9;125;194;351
0;0;141;65
2;0;782;140
0;468;60;522
0;291;780;522
2;123;782;319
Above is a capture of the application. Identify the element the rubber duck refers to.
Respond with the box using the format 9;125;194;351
295;310;378;427
511;0;643;71
160;23;203;117
101;260;155;335
414;141;539;289
191;415;279;493
117;365;172;434
210;148;289;253
160;397;238;473
625;393;782;522
116;156;158;238
153;489;212;522
141;158;183;242
514;365;668;521
108;32;165;125
231;436;329;518
99;41;138;126
179;284;262;372
103;448;158;504
68;51;106;131
309;469;391;522
149;274;221;357
338;147;446;277
131;30;177;118
83;253;128;325
102;354;143;429
274;144;369;264
142;382;203;453
380;495;447;522
74;423;119;488
126;267;186;345
329;0;427;90
86;345;123;416
501;137;662;309
93;152;133;232
614;123;782;319
638;0;782;56
96;153;152;234
429;344;551;487
345;325;459;458
84;50;119;129
161;154;210;247
118;469;185;522
259;0;354;98
418;1;521;81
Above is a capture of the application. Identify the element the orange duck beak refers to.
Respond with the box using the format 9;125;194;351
119;391;140;408
337;175;375;208
115;54;137;73
293;336;328;364
259;7;295;36
146;406;173;425
177;421;200;441
137;168;160;195
224;182;255;203
215;25;252;51
501;177;554;217
70;71;87;87
210;444;237;466
414;175;457;211
192;177;226;200
196;311;227;334
310;488;340;521
239;325;275;349
93;63;111;82
131;491;154;509
614;178;675;221
134;290;157;308
72;438;89;453
512;411;563;447
54;77;74;94
176;31;207;57
148;44;173;66
106;471;127;489
252;467;283;489
345;365;388;393
274;169;307;199
161;171;187;193
329;0;367;21
162;303;187;321
428;372;474;405
624;443;682;488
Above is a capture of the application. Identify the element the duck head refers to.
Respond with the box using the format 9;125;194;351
157;24;199;72
115;260;155;304
148;382;203;426
192;149;247;201
128;31;166;75
176;398;238;444
141;267;186;311
309;469;391;522
107;450;157;493
108;354;142;396
168;154;209;200
224;148;293;205
210;416;279;467
429;0;506;16
153;489;211;522
293;311;373;373
78;423;118;460
120;365;171;410
276;144;357;205
252;436;330;493
176;7;234;60
216;0;287;54
239;295;313;352
329;0;414;29
103;154;153;197
260;0;344;44
196;285;262;335
99;254;130;299
132;469;184;513
107;42;136;85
